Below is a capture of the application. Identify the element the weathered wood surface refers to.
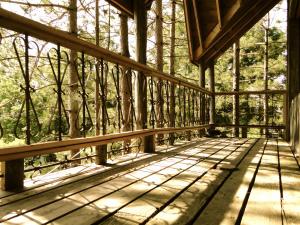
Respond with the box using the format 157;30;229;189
0;138;298;225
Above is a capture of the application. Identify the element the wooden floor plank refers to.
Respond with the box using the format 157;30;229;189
48;139;238;225
0;139;212;208
2;140;221;224
192;139;265;225
278;140;300;225
2;138;294;225
241;139;282;225
0;139;210;200
100;139;252;225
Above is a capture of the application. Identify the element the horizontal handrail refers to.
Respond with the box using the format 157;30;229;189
215;124;286;129
0;125;211;161
0;8;211;95
215;90;287;96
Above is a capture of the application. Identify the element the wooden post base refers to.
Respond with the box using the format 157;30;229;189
1;159;24;191
95;145;107;165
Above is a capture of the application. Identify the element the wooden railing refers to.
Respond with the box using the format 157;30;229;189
0;8;212;190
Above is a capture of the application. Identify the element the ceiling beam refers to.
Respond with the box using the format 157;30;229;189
193;0;280;63
216;0;223;27
201;0;281;64
192;0;204;52
183;0;195;62
105;0;153;18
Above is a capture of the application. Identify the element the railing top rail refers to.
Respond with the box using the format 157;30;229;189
215;90;287;95
0;125;211;161
0;8;211;95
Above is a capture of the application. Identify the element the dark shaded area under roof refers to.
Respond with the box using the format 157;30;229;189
183;0;282;66
105;0;153;17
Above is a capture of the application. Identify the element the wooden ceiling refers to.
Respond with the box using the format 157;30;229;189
107;0;283;66
183;0;281;65
106;0;153;17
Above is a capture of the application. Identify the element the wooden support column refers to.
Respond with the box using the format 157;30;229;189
287;0;300;155
134;0;155;153
208;61;216;126
169;0;176;145
95;0;107;165
120;12;131;153
199;62;206;136
264;14;270;137
155;0;164;145
233;40;240;137
69;0;81;162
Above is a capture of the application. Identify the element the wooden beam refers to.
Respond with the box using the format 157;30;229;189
215;0;223;27
134;0;155;153
215;90;287;96
215;124;286;129
0;8;210;95
233;40;240;137
222;0;241;25
106;0;154;18
194;0;281;64
0;125;211;162
183;0;197;62
106;0;133;17
289;0;300;18
192;0;204;52
208;62;215;125
204;23;221;49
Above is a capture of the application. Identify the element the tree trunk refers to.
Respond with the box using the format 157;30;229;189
69;0;80;162
120;12;131;153
134;0;154;153
233;40;240;137
155;0;164;144
169;0;176;145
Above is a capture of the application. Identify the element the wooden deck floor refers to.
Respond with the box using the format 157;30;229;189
0;138;299;225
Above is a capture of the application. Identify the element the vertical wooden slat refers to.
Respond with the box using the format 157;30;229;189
208;61;215;126
264;14;270;137
287;1;300;155
134;0;155;153
199;62;206;136
233;40;240;137
169;0;176;145
120;12;131;154
69;0;81;162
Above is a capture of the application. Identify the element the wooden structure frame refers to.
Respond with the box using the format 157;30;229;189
0;0;296;192
183;0;281;65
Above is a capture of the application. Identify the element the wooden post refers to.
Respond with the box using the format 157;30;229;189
69;0;81;162
233;40;240;137
287;2;300;154
1;160;24;191
120;12;131;153
264;14;270;137
94;0;107;165
134;0;155;153
155;0;164;145
169;0;176;145
199;62;206;136
208;61;215;126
